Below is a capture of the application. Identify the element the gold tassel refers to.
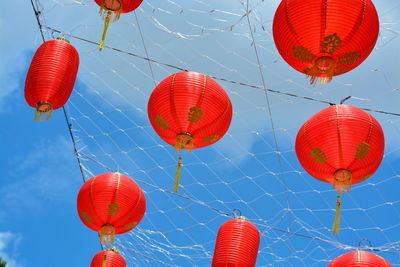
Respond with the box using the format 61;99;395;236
173;157;182;193
102;254;107;267
333;195;341;235
99;11;112;51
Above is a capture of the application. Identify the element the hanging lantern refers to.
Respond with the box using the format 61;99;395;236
25;38;79;121
273;0;379;85
147;71;233;193
94;0;143;50
295;104;384;234
91;248;127;267
212;216;260;267
328;250;392;266
77;172;146;245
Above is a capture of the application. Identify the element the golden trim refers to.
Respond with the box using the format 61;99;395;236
303;121;313;151
192;100;229;136
198;74;207;107
114;172;121;203
336;105;343;162
170;74;181;130
187;74;207;133
377;255;388;266
90;176;102;224
119;186;143;224
285;0;299;38
356;0;367;33
366;113;373;143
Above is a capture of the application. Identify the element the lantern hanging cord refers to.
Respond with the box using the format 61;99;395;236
227;208;242;217
358;238;373;249
41;26;400;118
340;96;352;104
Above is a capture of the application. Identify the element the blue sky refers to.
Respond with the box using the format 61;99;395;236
1;0;400;266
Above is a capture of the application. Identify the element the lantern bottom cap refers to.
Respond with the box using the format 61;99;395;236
333;169;352;195
306;56;335;86
100;223;116;246
174;132;194;154
34;101;53;122
99;1;122;22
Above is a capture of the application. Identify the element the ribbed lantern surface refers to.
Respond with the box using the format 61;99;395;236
295;105;384;192
77;172;146;244
212;217;260;267
91;249;127;267
94;0;143;14
24;38;79;120
328;251;392;266
273;0;379;85
148;71;232;151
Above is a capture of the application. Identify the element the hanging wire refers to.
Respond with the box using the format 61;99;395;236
244;1;292;265
75;149;400;255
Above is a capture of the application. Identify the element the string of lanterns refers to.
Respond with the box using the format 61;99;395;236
24;0;393;265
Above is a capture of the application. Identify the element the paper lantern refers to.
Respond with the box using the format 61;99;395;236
91;248;126;267
328;251;392;267
77;172;146;245
148;71;232;192
212;217;260;267
25;38;79;121
273;0;379;85
94;0;144;50
296;104;384;234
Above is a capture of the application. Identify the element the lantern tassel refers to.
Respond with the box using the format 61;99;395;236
99;11;112;51
34;101;53;122
333;195;341;235
99;224;115;245
102;253;107;267
173;157;182;193
174;133;194;154
306;56;335;87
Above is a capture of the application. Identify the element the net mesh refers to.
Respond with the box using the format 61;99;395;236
34;0;400;265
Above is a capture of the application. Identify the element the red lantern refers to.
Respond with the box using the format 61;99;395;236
328;251;392;267
295;104;385;234
94;0;144;50
91;248;127;267
147;71;233;192
77;172;146;245
212;216;260;267
273;0;379;85
25;38;79;121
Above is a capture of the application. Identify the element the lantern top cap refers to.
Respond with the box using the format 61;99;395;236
55;37;70;44
106;248;120;254
234;216;248;221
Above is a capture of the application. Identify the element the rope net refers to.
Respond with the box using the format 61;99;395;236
35;0;400;265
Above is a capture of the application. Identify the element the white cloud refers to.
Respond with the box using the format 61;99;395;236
0;136;81;217
0;232;23;267
0;2;39;112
